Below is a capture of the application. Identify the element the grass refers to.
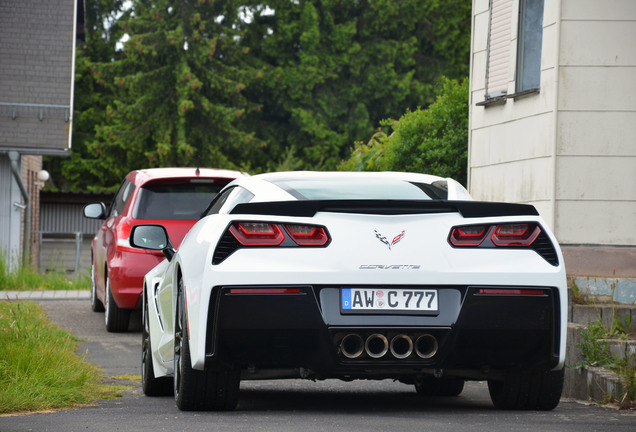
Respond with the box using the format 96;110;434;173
576;318;636;408
0;254;90;291
0;301;123;414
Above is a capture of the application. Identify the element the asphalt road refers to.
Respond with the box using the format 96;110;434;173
1;299;635;432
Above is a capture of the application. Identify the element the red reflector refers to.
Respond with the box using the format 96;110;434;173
284;224;329;246
449;225;488;246
229;222;285;246
229;288;301;294
478;289;544;296
491;224;540;247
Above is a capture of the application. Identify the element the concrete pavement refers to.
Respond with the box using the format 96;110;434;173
0;289;90;301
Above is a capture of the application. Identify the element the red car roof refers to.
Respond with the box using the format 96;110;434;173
126;167;246;186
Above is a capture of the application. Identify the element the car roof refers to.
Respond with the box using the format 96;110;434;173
127;167;247;186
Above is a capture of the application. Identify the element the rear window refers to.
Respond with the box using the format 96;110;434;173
271;178;448;201
134;180;227;220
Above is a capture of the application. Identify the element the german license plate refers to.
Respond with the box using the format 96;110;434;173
340;288;438;314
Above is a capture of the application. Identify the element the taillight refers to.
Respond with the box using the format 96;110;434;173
448;222;557;266
115;220;133;251
116;219;163;255
449;223;541;248
449;225;488;246
491;223;540;246
215;221;331;264
229;222;285;246
284;224;329;246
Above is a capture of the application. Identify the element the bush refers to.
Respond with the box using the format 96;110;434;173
339;77;469;185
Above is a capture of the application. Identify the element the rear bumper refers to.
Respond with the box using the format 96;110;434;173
205;285;562;379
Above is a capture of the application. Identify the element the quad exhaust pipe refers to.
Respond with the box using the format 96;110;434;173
365;333;389;358
338;333;438;360
414;334;438;359
390;334;414;359
340;334;365;359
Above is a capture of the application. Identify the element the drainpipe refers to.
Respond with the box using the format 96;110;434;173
8;151;30;267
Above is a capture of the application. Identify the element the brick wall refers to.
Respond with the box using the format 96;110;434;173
20;155;43;268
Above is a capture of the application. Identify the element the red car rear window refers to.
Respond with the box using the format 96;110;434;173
134;180;227;220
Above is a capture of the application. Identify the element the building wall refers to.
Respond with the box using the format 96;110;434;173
468;0;636;277
39;192;112;276
555;0;636;246
468;0;559;225
0;154;22;270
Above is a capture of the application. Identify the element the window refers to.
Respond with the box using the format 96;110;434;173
203;186;255;216
134;181;226;220
516;0;544;93
270;178;448;200
480;0;544;105
485;0;513;98
109;179;134;217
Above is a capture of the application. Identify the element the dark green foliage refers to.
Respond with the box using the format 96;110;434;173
49;0;472;192
339;77;469;185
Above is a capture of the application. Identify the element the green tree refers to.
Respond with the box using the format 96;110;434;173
242;0;472;171
52;0;472;191
339;77;469;185
58;0;263;192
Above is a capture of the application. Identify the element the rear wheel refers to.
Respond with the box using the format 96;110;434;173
488;368;564;410
141;288;172;396
104;273;130;333
90;262;104;312
415;376;465;397
174;279;239;411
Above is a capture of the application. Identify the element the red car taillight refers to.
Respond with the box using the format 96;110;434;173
115;220;135;252
116;219;162;254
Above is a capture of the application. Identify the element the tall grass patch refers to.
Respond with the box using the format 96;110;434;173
0;253;90;291
0;302;110;413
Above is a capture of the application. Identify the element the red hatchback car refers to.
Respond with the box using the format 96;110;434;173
83;167;245;332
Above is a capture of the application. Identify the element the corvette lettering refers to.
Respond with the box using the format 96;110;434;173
359;264;421;270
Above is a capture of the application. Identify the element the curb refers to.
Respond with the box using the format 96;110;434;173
0;290;90;301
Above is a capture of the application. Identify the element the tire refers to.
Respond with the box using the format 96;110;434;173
488;368;564;410
174;279;239;411
90;262;104;312
142;288;173;396
415;377;465;397
104;273;131;333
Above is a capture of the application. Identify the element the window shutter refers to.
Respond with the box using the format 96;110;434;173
486;0;513;98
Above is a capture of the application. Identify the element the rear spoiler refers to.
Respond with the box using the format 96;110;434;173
230;200;539;218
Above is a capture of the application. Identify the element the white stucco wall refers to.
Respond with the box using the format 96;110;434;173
554;0;636;245
468;0;636;249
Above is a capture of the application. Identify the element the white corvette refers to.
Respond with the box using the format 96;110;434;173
130;171;567;411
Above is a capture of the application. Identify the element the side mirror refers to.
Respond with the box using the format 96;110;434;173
130;225;175;261
83;202;107;219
